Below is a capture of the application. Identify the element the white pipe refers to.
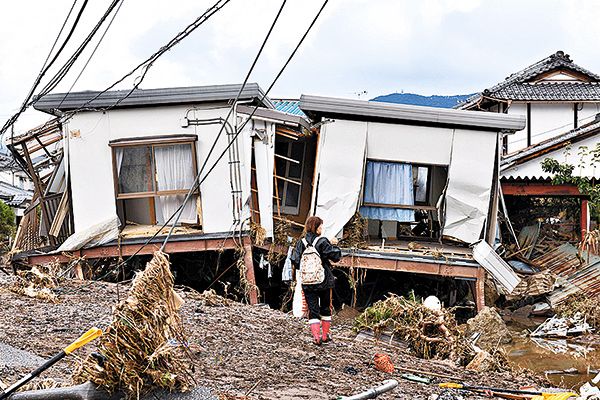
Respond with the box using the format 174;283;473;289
337;379;399;400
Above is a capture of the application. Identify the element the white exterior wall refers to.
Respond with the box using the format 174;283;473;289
313;119;499;243
64;104;258;234
502;134;600;180
507;102;600;154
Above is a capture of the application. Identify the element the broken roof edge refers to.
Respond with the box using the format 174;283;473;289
299;94;526;132
236;105;311;130
33;83;274;115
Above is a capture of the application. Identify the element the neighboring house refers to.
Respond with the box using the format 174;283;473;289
299;95;525;309
459;51;600;154
500;118;600;238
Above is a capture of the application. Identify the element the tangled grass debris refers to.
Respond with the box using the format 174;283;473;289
73;251;193;398
555;293;600;330
339;212;367;249
9;263;61;302
354;293;474;365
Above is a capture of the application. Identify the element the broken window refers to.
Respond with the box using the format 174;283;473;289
274;138;305;215
111;137;199;226
360;159;447;240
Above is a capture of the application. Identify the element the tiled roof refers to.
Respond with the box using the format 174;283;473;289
459;51;600;107
272;99;306;117
0;181;33;207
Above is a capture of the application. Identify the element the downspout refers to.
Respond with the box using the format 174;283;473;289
337;379;398;400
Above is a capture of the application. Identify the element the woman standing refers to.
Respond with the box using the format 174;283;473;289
291;216;342;345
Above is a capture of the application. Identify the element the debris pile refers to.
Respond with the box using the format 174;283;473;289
555;293;600;330
465;307;512;352
354;294;473;364
9;264;60;302
530;314;593;338
72;251;192;397
339;212;367;249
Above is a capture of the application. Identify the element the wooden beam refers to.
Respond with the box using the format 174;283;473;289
243;236;258;305
24;237;241;265
501;182;582;196
581;199;589;239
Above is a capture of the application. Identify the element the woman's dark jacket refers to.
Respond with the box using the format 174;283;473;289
290;232;342;291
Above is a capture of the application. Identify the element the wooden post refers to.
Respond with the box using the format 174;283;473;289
474;267;485;312
243;237;259;304
581;199;589;239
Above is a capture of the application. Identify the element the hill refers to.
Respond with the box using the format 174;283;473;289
371;92;475;109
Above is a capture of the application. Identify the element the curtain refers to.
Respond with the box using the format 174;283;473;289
154;144;197;224
359;161;415;222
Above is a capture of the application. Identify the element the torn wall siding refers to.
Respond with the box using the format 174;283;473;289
252;121;275;238
314;120;367;237
442;129;499;244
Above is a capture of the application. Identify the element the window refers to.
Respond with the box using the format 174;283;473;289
111;137;198;225
274;138;305;215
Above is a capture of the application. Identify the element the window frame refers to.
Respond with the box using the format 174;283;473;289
360;158;437;211
274;138;306;215
110;136;199;201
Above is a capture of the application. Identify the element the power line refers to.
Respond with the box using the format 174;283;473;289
59;0;330;296
0;0;89;138
56;0;126;109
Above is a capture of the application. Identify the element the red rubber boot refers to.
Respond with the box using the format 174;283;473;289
321;316;332;343
309;319;321;345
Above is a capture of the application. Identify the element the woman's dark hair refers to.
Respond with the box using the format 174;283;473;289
305;216;323;234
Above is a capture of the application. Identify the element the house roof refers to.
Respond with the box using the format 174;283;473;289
459;51;600;108
271;99;307;117
0;181;33;207
33;83;274;114
300;94;526;132
236;105;311;130
501;118;600;168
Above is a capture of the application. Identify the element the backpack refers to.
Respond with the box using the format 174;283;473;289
299;236;325;285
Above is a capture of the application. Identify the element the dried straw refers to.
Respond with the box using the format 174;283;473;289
10;264;61;302
354;293;474;365
73;251;192;398
339;212;367;249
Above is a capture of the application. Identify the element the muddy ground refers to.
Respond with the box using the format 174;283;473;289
0;275;544;399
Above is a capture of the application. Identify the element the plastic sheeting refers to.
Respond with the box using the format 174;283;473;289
253;122;275;238
54;216;120;253
442;129;498;244
314;120;367;237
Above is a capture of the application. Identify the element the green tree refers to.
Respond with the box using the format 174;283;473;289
541;143;600;219
0;200;16;241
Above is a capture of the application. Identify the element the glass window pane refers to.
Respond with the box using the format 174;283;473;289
116;146;153;193
285;183;300;207
415;166;428;203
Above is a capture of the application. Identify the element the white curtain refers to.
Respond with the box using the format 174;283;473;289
359;161;415;222
154;144;197;224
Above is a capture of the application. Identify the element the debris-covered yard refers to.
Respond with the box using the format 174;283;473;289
0;274;544;399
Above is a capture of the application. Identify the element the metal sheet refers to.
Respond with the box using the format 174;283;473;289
314;120;367;237
253;122;275;238
472;240;521;293
443;129;498;244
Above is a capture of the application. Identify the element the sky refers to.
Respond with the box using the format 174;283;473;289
2;0;600;131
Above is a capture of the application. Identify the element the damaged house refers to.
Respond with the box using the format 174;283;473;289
298;95;525;310
13;83;526;311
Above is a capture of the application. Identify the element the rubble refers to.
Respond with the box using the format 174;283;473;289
530;314;593;338
465;307;512;352
0;277;543;400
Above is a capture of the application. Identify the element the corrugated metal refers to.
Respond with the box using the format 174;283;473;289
532;243;600;306
34;83;274;113
299;94;526;131
272;99;307;117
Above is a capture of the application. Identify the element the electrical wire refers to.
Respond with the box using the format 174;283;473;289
58;0;329;296
56;0;127;109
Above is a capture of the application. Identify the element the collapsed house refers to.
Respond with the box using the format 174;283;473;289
11;82;526;310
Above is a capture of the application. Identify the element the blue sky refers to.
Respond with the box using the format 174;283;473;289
2;0;600;130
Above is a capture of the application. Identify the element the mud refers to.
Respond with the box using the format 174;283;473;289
0;278;544;399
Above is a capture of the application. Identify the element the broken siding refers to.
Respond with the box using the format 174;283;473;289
442;129;498;244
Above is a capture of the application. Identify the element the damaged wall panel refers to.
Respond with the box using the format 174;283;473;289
253;122;275;238
443;129;498;244
366;122;453;165
314;120;367;237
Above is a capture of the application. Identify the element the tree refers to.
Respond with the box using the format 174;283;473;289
541;143;600;219
0;200;16;242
